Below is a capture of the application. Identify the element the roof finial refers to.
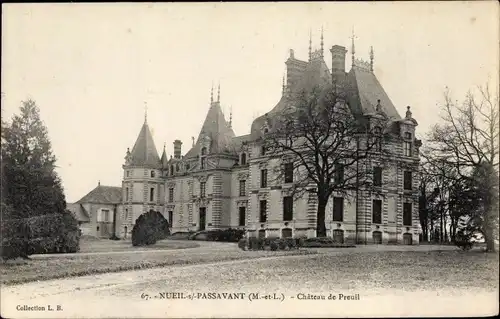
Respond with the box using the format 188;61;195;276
210;83;214;104
370;46;374;72
163;142;166;150
191;136;195;147
406;106;413;119
217;82;220;102
144;101;148;123
350;27;356;67
320;26;324;58
98;180;100;186
308;29;312;61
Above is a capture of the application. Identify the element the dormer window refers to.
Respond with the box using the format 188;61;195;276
176;163;180;172
201;147;207;169
240;153;247;165
263;128;269;134
170;165;174;175
403;132;412;157
150;170;155;178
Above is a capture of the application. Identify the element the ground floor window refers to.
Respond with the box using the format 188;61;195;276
239;207;246;226
281;228;292;238
373;231;382;244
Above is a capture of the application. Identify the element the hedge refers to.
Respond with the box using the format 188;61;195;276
1;209;81;259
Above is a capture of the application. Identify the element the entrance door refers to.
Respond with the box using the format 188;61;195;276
332;229;345;243
199;207;206;231
373;231;382;244
403;233;413;245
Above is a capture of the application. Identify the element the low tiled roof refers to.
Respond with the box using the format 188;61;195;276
66;203;90;222
75;185;122;204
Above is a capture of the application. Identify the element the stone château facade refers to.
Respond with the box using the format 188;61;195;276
73;36;421;245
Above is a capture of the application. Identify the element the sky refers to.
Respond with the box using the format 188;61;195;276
2;2;498;203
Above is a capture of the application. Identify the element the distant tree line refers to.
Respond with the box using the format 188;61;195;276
1;99;80;260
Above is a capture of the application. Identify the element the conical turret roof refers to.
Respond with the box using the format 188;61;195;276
185;100;235;158
128;121;161;168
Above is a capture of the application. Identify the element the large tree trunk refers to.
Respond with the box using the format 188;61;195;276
316;198;327;238
484;207;497;252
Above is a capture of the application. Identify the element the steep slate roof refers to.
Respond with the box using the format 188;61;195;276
250;51;401;138
75;185;122;204
66;203;90;222
347;66;401;120
185;101;236;158
128;121;161;167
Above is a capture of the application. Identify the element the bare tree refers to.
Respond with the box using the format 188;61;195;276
262;85;393;237
427;83;499;251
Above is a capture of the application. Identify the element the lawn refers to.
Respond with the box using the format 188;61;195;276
0;238;315;285
78;237;199;253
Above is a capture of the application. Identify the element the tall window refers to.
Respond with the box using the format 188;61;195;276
124;208;128;220
239;207;246;226
335;164;344;185
151;170;155;178
168;211;173;226
168;187;174;202
284;163;294;183
201;158;206;169
240;153;247;165
260;145;266;156
260;169;268;188
126;171;130;177
259;200;267;222
239;180;246;196
283;196;293;221
125;187;129;201
404;171;413;190
150;187;155;202
403;203;412;226
200;182;206;198
333;197;344;222
372;199;382;224
403;132;412;157
99;209;110;222
373;167;382;187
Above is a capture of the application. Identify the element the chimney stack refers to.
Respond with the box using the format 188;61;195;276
173;140;182;159
330;45;347;81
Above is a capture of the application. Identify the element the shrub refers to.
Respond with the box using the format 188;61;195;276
270;240;279;251
248;237;260;250
454;229;474;251
1;204;30;260
237;238;248;250
285;238;297;249
278;239;288;250
131;210;170;246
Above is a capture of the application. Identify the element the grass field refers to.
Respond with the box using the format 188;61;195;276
0;238;314;285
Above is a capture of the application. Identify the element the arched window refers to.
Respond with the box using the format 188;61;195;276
201;147;207;156
170;165;174;175
150;170;155;178
260;145;266;156
175;163;180;172
240;153;247;165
